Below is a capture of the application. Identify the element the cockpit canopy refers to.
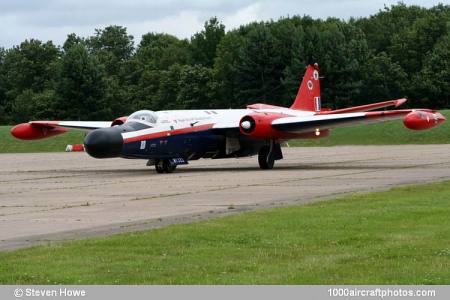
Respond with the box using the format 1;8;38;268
126;110;158;125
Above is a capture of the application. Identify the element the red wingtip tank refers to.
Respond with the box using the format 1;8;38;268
403;111;446;130
10;123;67;140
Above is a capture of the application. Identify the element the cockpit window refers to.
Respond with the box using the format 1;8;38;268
126;110;158;125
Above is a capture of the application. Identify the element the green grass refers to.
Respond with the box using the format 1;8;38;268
1;181;449;284
0;126;85;153
1;110;449;153
290;110;450;146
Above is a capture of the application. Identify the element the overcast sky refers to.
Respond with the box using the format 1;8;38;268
0;0;447;48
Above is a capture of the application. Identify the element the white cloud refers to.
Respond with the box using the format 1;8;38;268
127;10;205;41
0;0;445;48
223;3;264;29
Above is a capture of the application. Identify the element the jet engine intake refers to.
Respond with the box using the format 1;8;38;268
239;113;287;139
111;116;128;126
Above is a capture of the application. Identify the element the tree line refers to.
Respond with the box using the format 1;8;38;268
0;3;449;124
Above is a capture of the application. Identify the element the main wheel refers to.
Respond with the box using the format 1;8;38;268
155;160;165;173
258;145;275;170
162;159;176;173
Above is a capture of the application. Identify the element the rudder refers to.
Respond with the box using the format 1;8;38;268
290;63;321;111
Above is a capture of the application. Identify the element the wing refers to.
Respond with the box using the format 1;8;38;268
271;110;415;133
30;121;112;130
11;120;112;140
231;109;444;140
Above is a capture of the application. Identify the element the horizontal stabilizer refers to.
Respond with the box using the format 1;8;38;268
319;98;407;115
247;103;287;110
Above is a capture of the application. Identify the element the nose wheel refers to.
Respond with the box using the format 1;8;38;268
155;159;177;173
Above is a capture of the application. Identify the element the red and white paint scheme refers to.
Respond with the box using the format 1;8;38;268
11;63;446;173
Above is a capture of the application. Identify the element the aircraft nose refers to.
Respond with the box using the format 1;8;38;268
84;127;123;158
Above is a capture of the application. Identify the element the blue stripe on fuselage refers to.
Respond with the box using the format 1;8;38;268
121;129;223;160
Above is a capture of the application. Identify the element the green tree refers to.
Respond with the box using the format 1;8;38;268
2;39;59;96
12;89;59;122
176;65;216;109
63;33;84;52
285;19;370;108
414;34;450;108
361;52;407;101
2;39;60;122
234;25;283;106
388;11;448;75
214;31;246;108
273;18;306;106
154;64;182;110
56;43;107;120
88;26;134;61
137;33;189;70
355;3;428;53
87;26;135;118
1;3;450;125
128;68;162;111
319;20;369;108
190;17;225;67
0;47;7;123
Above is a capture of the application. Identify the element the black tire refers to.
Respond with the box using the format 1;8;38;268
155;160;165;173
163;159;176;173
258;146;275;170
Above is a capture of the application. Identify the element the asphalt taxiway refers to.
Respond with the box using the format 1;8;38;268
1;145;450;250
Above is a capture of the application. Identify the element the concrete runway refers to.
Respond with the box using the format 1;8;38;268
1;145;450;251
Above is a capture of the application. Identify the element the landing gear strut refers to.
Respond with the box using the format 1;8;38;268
155;159;177;173
258;141;283;170
258;145;274;169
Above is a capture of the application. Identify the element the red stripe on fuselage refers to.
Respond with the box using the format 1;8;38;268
123;123;215;144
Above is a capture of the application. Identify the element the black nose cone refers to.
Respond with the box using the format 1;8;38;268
84;127;123;158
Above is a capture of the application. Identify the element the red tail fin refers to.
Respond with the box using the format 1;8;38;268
290;63;321;111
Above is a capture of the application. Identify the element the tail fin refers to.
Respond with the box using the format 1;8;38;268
290;63;321;111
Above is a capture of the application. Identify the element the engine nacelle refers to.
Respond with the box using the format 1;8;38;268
239;113;288;139
403;111;445;130
111;116;128;126
10;123;67;140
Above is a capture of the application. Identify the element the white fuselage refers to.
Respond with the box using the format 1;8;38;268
121;108;315;141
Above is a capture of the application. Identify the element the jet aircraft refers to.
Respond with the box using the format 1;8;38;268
11;64;446;173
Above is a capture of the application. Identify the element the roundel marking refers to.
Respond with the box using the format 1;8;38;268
313;70;319;80
307;80;313;90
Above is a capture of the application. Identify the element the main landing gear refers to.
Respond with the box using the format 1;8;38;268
155;159;177;173
258;141;283;170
